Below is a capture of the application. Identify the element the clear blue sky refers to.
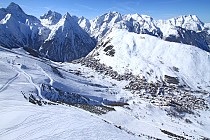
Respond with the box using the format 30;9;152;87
0;0;210;22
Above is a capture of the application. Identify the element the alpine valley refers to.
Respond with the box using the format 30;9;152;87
0;2;210;140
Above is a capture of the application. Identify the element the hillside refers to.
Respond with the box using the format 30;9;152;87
89;29;210;91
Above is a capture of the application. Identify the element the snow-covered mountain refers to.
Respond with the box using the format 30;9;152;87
39;12;95;62
0;3;96;62
40;10;62;26
73;16;91;33
157;15;205;32
0;2;209;89
78;12;209;52
82;12;162;40
0;2;43;50
155;15;209;51
88;29;210;91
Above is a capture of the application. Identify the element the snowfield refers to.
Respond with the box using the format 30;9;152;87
0;45;210;140
0;47;138;140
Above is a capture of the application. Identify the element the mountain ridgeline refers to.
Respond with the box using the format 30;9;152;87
0;2;209;62
0;2;96;62
79;12;210;52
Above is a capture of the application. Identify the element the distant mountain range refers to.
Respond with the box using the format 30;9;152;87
77;12;210;52
0;2;95;62
0;2;209;62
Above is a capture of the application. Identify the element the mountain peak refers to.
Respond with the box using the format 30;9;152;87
6;2;24;13
108;11;121;15
62;12;72;22
64;12;71;18
79;16;85;20
125;13;153;21
40;10;62;20
40;10;62;26
168;14;204;31
174;14;202;23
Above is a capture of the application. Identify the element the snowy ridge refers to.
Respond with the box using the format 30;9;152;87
90;29;210;91
5;2;41;26
83;12;206;37
78;12;209;52
76;16;91;33
40;10;62;27
156;15;204;32
123;13;160;36
85;12;161;40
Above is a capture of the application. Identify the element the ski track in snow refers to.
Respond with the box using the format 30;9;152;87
0;54;141;139
13;65;43;99
0;73;20;93
37;65;54;86
13;117;55;140
0;113;46;136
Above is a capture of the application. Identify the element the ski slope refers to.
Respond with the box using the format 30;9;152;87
0;46;210;140
0;46;138;140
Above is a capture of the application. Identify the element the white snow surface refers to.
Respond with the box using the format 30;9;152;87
91;29;210;91
0;46;136;140
0;45;210;139
0;13;11;24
